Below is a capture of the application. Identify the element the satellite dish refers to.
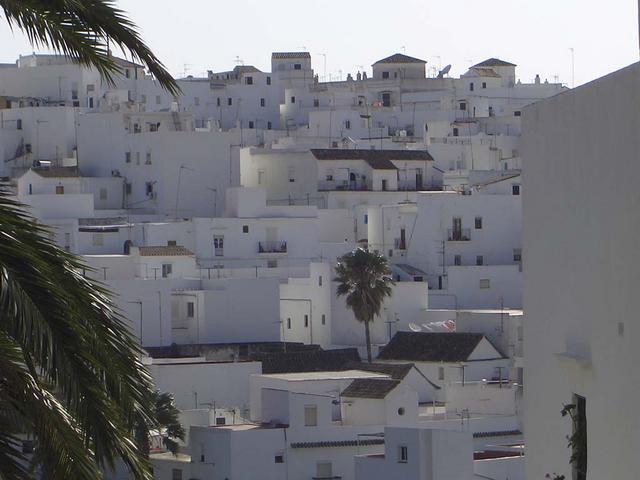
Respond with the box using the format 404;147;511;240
437;64;452;79
408;323;422;332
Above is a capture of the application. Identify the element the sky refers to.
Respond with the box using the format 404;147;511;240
0;0;638;87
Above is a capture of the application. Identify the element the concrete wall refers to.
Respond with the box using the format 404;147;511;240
522;62;640;480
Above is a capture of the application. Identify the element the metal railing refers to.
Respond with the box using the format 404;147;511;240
447;228;471;241
258;241;287;254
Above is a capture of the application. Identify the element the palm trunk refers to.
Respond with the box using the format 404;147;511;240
364;320;372;363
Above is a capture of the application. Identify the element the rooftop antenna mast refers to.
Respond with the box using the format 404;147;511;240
569;48;575;88
234;56;244;66
318;53;327;81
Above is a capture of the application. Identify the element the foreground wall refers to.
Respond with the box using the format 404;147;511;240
522;62;640;479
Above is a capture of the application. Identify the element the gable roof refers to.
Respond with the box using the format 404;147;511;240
374;53;427;65
253;348;361;374
112;57;144;69
345;362;413;380
473;58;516;68
472;173;521;188
341;378;400;399
272;52;311;59
138;246;194;257
311;149;433;164
378;332;497;362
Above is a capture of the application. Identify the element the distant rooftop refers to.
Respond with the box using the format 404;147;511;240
341;378;400;399
374;53;427;65
311;149;434;167
378;331;503;362
272;52;311;59
261;370;390;382
138;246;194;257
470;67;501;78
29;167;79;178
252;347;360;374
473;58;516;68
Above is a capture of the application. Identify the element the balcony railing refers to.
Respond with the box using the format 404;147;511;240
258;241;287;254
447;228;471;241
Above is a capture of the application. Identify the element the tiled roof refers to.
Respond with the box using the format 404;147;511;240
374;53;427;65
341;378;400;399
311;149;433;163
470;67;501;78
395;264;427;276
272;52;311;59
473;58;516;68
78;217;128;227
378;332;493;362
291;439;384;449
138;246;194;257
253;348;361;374
112;57;144;68
345;362;413;380
31;167;79;178
233;65;261;75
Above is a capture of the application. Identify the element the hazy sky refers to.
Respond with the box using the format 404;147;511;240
1;0;638;87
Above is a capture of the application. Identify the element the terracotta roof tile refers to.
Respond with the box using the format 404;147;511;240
138;246;194;257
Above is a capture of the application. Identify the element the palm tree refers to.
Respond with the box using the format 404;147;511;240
135;391;185;458
0;0;179;95
334;248;394;363
0;191;157;480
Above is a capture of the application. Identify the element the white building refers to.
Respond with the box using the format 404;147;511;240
522;61;640;479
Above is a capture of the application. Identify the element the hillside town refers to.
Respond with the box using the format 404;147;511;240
0;39;637;479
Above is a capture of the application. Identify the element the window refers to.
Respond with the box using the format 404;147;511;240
125;69;130;79
382;92;391;107
453;127;459;137
304;315;309;328
215;417;226;425
267;259;278;268
125;152;131;163
397;407;405;415
364;214;368;224
479;278;491;289
260;98;265;107
512;184;521;195
93;234;104;247
171;469;182;480
187;302;195;318
469;82;474;91
313;99;319;107
321;314;326;325
258;170;265;185
99;188;107;200
294;63;302;70
125;182;132;195
243;225;249;233
155;95;161;105
345;120;351;130
316;462;332;478
162;264;172;278
382;71;390;79
145;152;152;165
459;102;466;111
454;255;462;266
318;276;322;287
145;181;154;196
248;121;254;129
304;405;317;426
55;185;64;195
228;98;232;106
213;236;224;256
216;97;221;107
246;76;253;85
291;96;296;104
288;166;295;183
438;367;445;380
267;121;272;130
475;217;483;229
513;249;522;262
482;81;487;89
398;445;408;463
287;318;291;329
167;240;177;246
266;76;271;85
275;455;284;464
476;255;484;266
16;119;22;130
514;110;522;117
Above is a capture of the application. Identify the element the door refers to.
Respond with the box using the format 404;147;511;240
415;170;423;190
381;179;388;191
399;228;406;250
452;217;462;240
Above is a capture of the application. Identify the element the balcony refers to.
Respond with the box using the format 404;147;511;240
447;228;471;242
258;241;287;254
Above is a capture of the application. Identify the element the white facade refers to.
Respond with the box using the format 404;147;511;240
523;62;640;480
